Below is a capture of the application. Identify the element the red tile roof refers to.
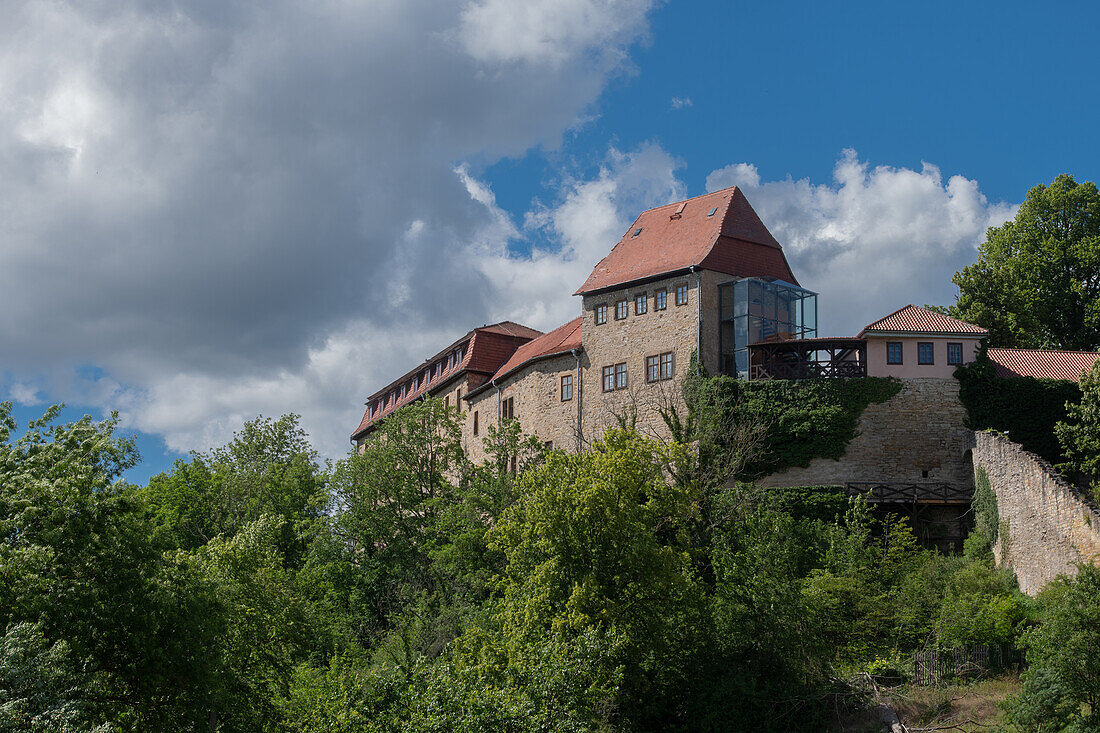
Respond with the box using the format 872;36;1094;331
575;186;798;295
488;317;583;385
859;305;988;337
987;348;1099;382
351;321;540;439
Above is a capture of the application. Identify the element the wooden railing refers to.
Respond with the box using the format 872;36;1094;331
750;360;866;380
845;482;973;505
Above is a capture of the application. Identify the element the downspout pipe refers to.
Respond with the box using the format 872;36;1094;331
571;348;582;452
690;265;702;369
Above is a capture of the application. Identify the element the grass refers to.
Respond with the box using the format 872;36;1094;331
832;675;1021;732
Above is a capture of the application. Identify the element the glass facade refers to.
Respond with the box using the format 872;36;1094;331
718;278;818;379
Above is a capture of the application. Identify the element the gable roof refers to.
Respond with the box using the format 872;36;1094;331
351;321;540;439
489;317;583;385
574;186;798;295
859;305;988;337
987;348;1099;382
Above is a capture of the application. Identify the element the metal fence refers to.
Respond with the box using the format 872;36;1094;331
911;644;1021;685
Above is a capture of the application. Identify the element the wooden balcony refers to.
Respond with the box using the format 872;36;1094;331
747;337;867;380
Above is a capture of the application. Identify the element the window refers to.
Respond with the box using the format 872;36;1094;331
635;293;647;315
615;362;627;390
886;342;903;365
444;395;450;408
602;364;627;392
675;283;688;306
654;288;667;310
509;455;517;473
646;354;660;382
615;300;628;320
947;342;963;366
595;303;607;325
502;396;514;420
400;385;406;399
410;377;417;391
707;207;718;217
472;410;479;436
632;227;643;238
646;352;674;382
561;374;573;401
918;342;935;365
660;351;673;380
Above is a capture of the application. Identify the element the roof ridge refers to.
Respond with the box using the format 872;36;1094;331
989;346;1100;355
629;185;737;217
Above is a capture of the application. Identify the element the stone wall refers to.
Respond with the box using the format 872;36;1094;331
759;378;974;488
464;353;581;463
580;272;701;443
973;431;1100;595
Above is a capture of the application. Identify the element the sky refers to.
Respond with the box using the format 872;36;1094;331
2;0;1098;482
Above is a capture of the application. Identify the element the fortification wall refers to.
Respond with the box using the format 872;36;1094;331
758;378;973;488
973;431;1100;595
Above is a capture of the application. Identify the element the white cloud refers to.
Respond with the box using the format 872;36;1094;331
706;150;1017;336
459;0;657;66
670;96;692;109
0;0;660;458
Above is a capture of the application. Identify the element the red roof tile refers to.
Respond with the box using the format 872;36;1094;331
351;321;540;439
859;305;988;337
488;317;583;384
987;348;1099;382
575;186;797;295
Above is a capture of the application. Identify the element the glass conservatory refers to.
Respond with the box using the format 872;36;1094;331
718;278;818;379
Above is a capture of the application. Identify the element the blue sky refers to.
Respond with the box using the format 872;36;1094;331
2;0;1097;483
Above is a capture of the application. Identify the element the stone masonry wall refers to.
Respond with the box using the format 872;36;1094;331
758;378;974;488
464;353;581;464
973;431;1100;595
580;273;700;444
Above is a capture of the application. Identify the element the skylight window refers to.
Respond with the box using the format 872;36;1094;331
632;227;643;237
707;207;718;217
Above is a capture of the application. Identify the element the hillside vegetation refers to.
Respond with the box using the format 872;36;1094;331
5;383;1100;732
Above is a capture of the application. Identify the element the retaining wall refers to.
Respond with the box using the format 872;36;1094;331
759;378;974;488
973;431;1100;595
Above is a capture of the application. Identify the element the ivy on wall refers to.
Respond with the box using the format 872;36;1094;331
955;349;1081;464
682;371;903;480
963;466;998;561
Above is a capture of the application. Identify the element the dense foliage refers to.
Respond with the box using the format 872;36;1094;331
1056;359;1100;491
1008;565;1100;731
955;348;1082;464
4;390;1095;731
949;174;1100;350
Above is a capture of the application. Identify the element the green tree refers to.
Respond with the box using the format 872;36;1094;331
0;403;224;730
950;174;1100;349
1056;359;1100;490
1008;565;1100;731
145;414;326;563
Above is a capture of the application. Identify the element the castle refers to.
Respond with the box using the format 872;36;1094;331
351;186;1098;471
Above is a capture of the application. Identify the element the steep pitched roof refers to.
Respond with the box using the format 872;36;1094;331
351;321;540;439
859;305;988;337
987;348;1099;382
489;317;583;385
574;186;797;295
